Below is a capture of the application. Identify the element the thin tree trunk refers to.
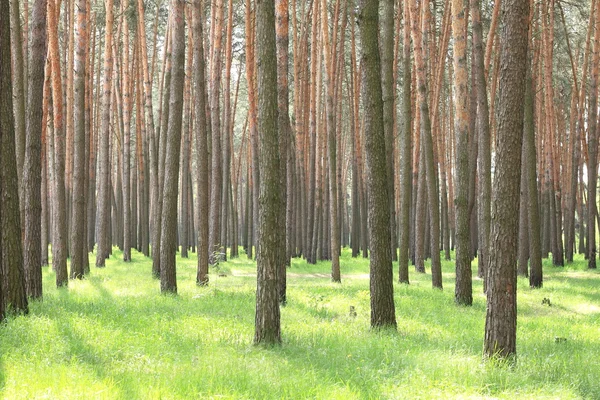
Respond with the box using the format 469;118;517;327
70;0;88;277
22;0;47;298
159;0;186;294
451;0;472;305
96;0;115;267
193;0;210;286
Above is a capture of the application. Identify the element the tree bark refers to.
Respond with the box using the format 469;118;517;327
96;0;115;267
1;0;28;314
398;0;411;284
22;0;47;298
159;0;186;294
70;0;88;278
254;0;282;345
484;0;529;359
451;0;472;305
358;0;397;329
193;0;210;286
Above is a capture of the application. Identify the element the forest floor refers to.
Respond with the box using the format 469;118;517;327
0;248;599;399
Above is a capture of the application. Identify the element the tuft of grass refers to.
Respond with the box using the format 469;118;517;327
1;248;599;399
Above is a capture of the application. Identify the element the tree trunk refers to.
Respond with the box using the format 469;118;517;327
398;0;411;284
276;0;292;300
1;0;28;314
159;0;186;294
358;0;396;330
588;0;600;270
381;0;397;263
96;0;115;267
193;0;210;286
524;64;542;288
409;0;442;289
22;0;47;298
451;0;472;305
472;0;491;281
254;0;282;345
70;0;88;278
484;0;529;359
321;0;340;283
48;0;68;286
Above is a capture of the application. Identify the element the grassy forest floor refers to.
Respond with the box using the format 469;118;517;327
0;248;599;399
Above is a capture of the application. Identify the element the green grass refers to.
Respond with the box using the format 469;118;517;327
1;248;599;399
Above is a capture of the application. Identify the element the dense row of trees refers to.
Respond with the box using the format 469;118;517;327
1;0;597;359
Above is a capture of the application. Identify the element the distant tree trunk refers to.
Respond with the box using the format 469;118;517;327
10;0;26;212
70;0;88;278
159;0;186;294
1;0;28;314
484;0;529;359
193;0;209;286
121;0;132;263
472;0;491;281
409;0;442;288
221;0;234;261
48;0;68;286
358;0;397;329
254;0;282;345
588;0;600;270
96;0;115;267
321;0;340;283
524;61;542;288
136;0;159;272
209;0;225;259
22;0;47;298
381;0;397;263
451;0;472;305
179;19;193;260
398;0;411;284
276;0;291;301
517;140;529;277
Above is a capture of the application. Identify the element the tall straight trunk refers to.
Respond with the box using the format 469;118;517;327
483;0;529;359
48;0;68;286
398;0;411;284
254;0;282;345
121;0;132;262
136;0;159;270
180;21;193;259
517;139;529;277
193;0;210;286
381;0;397;262
452;0;472;305
409;0;442;289
22;0;47;298
10;0;26;210
524;65;542;288
209;0;225;258
1;0;28;314
358;0;397;329
70;0;88;277
472;0;491;280
276;0;291;301
159;0;186;294
415;150;426;273
321;0;340;282
220;0;234;260
588;0;600;270
96;0;115;267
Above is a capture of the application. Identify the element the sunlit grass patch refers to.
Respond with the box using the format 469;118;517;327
1;248;598;398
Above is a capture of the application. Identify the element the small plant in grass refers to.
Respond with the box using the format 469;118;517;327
209;246;227;293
